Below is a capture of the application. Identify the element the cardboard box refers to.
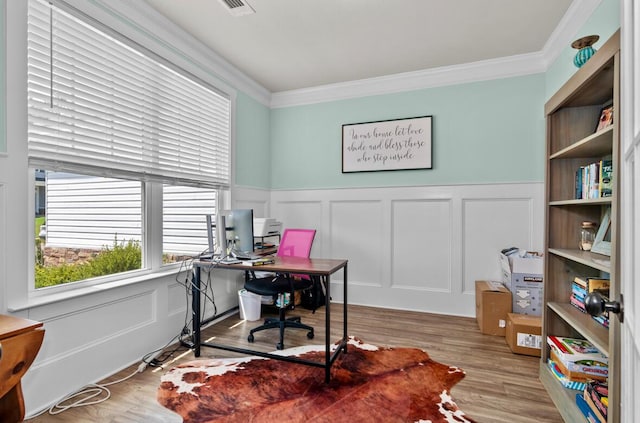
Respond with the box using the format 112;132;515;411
499;252;544;316
476;280;512;336
506;313;542;356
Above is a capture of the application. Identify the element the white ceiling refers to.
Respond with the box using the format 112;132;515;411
142;0;575;93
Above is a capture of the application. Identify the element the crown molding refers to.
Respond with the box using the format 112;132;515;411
270;52;547;109
270;0;602;108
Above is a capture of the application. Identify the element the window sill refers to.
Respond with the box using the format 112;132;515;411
8;265;182;312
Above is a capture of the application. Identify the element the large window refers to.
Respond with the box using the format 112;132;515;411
162;185;218;263
28;0;231;289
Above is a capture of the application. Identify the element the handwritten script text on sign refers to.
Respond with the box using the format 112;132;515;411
343;117;431;172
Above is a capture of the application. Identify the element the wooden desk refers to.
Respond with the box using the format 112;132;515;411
0;315;45;422
187;256;348;382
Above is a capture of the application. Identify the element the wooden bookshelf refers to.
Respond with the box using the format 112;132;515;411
541;30;620;423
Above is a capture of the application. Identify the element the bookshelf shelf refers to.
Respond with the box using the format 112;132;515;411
549;126;613;160
549;197;612;206
547;302;609;355
548;248;611;273
542;30;620;422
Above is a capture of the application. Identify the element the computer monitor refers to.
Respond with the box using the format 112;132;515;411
216;214;228;256
204;213;229;258
224;209;255;256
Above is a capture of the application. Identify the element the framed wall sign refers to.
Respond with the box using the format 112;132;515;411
342;115;432;173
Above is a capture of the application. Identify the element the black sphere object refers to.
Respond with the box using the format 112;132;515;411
585;292;605;316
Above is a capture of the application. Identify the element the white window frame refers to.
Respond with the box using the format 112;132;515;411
18;0;237;298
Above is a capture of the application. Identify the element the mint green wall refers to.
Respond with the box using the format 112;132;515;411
270;74;545;189
545;0;620;100
235;92;271;188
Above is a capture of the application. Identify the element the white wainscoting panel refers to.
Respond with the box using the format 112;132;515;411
29;290;156;365
330;200;384;288
168;281;188;317
462;198;536;293
392;199;452;291
270;183;543;317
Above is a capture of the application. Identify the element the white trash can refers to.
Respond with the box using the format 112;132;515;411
238;289;262;321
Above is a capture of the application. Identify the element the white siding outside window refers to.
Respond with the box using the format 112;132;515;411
163;185;217;256
44;172;142;249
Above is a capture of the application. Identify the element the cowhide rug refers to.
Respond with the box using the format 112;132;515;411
157;337;476;423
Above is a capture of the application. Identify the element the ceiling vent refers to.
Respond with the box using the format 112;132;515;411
218;0;255;17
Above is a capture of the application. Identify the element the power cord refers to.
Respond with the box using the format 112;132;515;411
26;364;141;419
26;338;180;419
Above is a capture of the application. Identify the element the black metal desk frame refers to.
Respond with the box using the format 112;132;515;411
188;257;348;383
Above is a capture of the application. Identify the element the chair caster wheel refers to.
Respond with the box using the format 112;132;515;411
307;331;314;339
276;342;284;350
248;334;255;343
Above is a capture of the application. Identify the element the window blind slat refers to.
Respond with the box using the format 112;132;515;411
27;0;231;189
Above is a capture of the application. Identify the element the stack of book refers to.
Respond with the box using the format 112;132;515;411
570;276;610;328
575;380;608;423
575;158;613;200
241;256;275;266
546;336;608;392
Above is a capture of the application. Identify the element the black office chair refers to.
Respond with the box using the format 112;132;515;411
244;228;316;350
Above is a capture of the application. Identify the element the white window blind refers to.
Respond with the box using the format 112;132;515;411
27;0;231;189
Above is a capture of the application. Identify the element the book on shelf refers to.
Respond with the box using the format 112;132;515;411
600;158;613;197
546;336;609;379
583;393;606;423
570;293;587;313
574;158;613;200
547;335;605;358
575;393;602;423
592;313;610;328
547;359;587;391
573;276;610;293
571;279;611;328
550;349;607;382
585;380;608;422
572;282;587;299
575;168;583;199
589;161;600;199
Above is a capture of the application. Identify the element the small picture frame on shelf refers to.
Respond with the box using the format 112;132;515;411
595;103;613;132
591;208;611;256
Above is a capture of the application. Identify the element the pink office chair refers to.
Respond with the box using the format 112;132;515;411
244;228;316;350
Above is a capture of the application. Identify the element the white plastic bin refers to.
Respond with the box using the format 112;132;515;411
238;289;262;321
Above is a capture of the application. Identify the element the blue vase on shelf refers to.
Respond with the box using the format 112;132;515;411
572;35;599;68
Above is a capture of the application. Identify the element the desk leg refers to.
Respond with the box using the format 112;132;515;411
324;274;331;383
343;263;348;347
192;267;201;357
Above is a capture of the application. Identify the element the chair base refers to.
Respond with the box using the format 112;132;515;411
247;308;314;350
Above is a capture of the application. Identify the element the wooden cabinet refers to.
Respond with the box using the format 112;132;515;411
0;315;45;422
540;30;620;423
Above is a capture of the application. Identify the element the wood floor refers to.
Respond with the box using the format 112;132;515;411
26;304;563;422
